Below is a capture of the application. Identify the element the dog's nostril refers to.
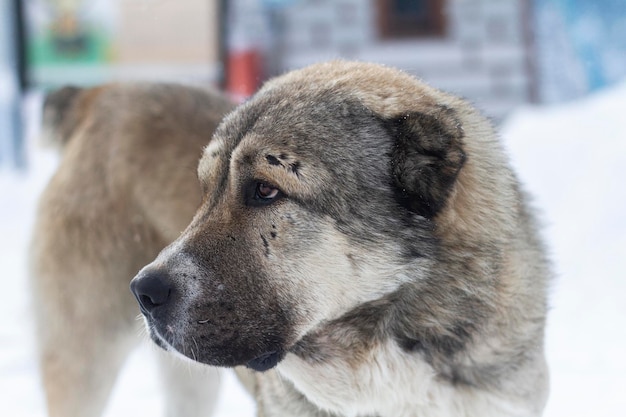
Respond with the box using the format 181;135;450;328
130;271;173;314
139;293;166;310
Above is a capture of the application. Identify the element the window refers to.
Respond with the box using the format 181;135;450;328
377;0;446;39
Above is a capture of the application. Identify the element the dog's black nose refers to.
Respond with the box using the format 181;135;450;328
130;271;173;314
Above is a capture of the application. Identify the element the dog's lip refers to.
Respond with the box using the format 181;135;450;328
245;349;285;372
143;313;288;370
150;331;170;351
143;319;174;351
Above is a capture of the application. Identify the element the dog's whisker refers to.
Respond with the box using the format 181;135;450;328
192;336;200;362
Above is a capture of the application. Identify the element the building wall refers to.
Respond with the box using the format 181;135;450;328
27;0;222;88
116;0;220;65
272;0;533;120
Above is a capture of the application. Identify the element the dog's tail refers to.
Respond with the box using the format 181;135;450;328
41;86;85;150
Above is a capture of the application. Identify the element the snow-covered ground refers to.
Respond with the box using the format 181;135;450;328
502;82;626;417
1;82;625;416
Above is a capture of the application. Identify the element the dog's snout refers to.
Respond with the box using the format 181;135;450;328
130;270;173;314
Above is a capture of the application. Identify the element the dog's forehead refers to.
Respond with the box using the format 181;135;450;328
207;91;356;160
259;60;447;118
198;103;334;198
198;62;444;190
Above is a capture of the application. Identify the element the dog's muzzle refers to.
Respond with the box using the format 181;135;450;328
130;266;288;372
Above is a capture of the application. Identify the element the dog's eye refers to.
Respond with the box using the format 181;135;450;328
246;181;282;207
256;182;279;200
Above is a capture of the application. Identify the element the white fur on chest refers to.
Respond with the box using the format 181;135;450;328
277;341;535;417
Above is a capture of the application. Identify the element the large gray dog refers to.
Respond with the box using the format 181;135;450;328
130;61;550;416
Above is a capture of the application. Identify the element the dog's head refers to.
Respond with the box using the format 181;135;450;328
130;61;489;372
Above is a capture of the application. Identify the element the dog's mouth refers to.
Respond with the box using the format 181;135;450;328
245;350;285;372
142;315;287;371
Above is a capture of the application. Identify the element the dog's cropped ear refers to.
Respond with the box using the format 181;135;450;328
42;86;84;149
387;106;466;218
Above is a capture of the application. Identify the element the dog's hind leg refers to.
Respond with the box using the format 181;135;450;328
31;254;140;417
156;349;222;417
37;329;136;417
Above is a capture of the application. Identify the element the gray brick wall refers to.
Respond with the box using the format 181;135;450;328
271;0;532;120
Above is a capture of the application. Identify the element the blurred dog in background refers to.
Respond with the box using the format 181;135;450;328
31;82;234;417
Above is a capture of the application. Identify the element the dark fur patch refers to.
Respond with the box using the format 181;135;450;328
261;233;270;257
289;161;301;177
386;106;466;218
266;154;282;166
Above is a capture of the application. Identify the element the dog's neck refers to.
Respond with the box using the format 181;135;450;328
279;285;545;417
278;338;540;417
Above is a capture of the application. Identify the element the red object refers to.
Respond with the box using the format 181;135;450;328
226;49;262;102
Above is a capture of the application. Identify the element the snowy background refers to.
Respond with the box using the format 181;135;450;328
1;80;626;415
